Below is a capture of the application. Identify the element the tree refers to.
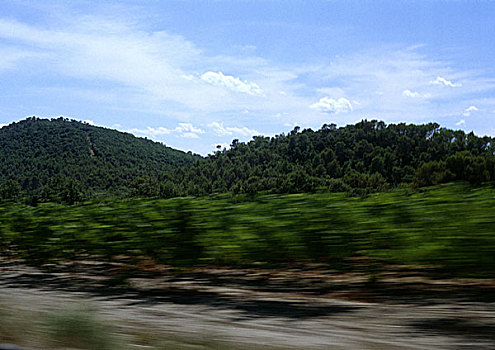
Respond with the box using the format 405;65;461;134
40;176;84;205
0;180;21;201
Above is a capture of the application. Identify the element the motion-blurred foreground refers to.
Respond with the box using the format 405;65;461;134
2;183;494;273
1;183;494;349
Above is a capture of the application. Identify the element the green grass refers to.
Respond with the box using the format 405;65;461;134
1;182;494;276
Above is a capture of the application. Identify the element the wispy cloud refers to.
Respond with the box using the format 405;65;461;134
127;126;171;137
0;15;312;124
0;48;46;71
0;17;206;106
208;122;259;137
0;17;276;114
126;123;204;139
456;119;466;126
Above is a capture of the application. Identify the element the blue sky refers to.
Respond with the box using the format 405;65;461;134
1;0;494;154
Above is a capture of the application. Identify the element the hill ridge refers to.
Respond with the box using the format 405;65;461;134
0;117;198;201
1;117;494;202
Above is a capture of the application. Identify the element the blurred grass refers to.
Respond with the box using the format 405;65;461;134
0;299;285;350
0;300;117;350
42;305;117;350
0;182;494;276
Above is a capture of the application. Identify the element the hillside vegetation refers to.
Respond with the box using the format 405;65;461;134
157;120;495;197
0;118;494;202
0;117;198;202
1;183;493;276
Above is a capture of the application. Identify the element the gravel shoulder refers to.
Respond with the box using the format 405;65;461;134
1;256;494;349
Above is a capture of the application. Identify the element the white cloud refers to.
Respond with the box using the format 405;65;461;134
309;97;353;114
127;126;171;137
83;119;94;125
402;89;431;98
402;90;421;98
126;123;205;139
314;47;495;128
429;76;462;87
456;119;466;126
463;105;479;117
200;71;264;96
402;89;420;98
208;122;259;137
174;123;205;138
0;123;7;128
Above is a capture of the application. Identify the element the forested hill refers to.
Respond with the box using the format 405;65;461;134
157;120;495;197
1;118;494;203
0;117;198;201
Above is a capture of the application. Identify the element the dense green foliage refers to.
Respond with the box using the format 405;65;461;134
159;120;495;197
0;117;198;201
1;183;493;276
1;118;494;202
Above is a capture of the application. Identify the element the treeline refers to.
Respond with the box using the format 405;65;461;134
0;117;198;203
1;184;494;276
149;120;495;197
1;118;494;204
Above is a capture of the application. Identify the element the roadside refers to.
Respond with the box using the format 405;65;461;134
1;256;494;349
